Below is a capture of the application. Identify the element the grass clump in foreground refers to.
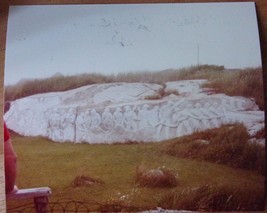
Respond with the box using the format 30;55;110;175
135;164;178;188
161;123;265;174
159;182;265;211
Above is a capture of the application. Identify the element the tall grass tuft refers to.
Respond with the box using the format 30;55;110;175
203;67;264;109
255;127;265;139
175;64;225;80
158;182;265;211
162;123;265;174
135;165;178;188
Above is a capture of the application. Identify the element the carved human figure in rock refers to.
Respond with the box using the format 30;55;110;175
147;105;160;128
75;111;86;143
204;101;226;129
79;110;93;142
183;102;206;132
186;103;205;132
225;96;243;111
123;105;139;131
61;108;77;142
199;102;214;129
172;103;188;137
157;102;175;140
208;102;224;128
48;109;63;142
44;109;52;138
83;110;92;129
174;104;192;137
235;98;246;110
155;105;163;139
177;102;216;136
102;108;113;131
220;96;230;111
113;107;124;128
90;109;101;130
191;102;207;131
138;104;150;129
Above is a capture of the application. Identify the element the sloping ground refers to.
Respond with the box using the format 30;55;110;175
4;80;264;144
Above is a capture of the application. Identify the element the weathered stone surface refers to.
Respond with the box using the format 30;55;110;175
4;80;264;144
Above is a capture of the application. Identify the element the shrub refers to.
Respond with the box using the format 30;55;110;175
144;94;162;100
254;127;265;139
158;182;265;211
162;123;265;174
135;165;178;188
203;67;264;110
164;89;180;97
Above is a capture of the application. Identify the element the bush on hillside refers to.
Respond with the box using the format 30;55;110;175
161;123;265;174
203;67;264;109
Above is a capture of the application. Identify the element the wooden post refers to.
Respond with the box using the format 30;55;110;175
7;187;52;213
34;196;49;213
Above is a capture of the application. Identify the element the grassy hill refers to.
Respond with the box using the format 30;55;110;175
4;65;264;110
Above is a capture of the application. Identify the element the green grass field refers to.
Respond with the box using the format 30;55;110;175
6;126;265;212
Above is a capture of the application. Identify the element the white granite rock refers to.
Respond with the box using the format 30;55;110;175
4;80;264;144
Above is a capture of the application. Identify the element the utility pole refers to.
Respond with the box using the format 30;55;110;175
197;43;200;69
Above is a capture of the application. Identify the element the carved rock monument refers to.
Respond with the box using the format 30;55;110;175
4;80;264;143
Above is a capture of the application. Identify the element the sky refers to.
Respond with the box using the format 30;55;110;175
4;2;262;85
